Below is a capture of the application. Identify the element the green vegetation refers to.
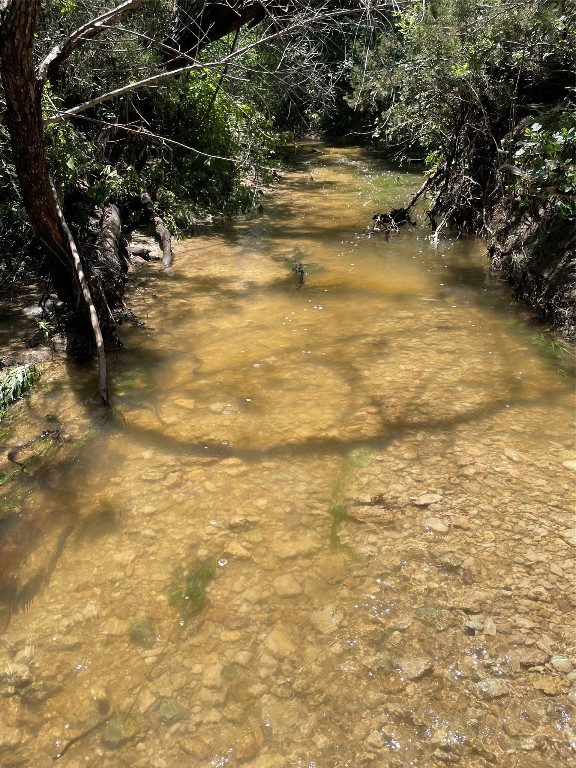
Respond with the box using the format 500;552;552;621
329;447;371;551
348;0;576;229
512;109;576;220
0;0;573;368
0;364;39;418
344;0;575;336
168;559;217;621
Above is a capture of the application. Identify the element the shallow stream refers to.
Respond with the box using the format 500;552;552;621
0;145;575;767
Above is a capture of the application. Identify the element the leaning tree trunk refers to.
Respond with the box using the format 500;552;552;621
0;0;112;403
0;0;78;305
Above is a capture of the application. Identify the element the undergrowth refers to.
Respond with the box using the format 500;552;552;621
0;364;39;418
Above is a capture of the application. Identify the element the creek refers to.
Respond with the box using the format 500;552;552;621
0;145;575;767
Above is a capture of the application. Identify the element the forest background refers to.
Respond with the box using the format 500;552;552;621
0;0;574;405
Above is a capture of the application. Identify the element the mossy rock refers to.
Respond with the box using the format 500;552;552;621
158;697;188;723
101;712;139;748
128;616;156;649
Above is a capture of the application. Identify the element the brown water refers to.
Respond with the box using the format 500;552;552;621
1;145;575;767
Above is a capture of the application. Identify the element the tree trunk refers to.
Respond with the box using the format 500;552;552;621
0;0;78;305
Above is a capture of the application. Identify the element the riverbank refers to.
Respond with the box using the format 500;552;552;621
487;196;576;343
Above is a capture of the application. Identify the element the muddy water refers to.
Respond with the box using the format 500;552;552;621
1;146;575;767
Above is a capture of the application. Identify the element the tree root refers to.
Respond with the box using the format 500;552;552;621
141;192;173;269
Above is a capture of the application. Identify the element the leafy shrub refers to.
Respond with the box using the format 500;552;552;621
513;104;576;219
0;364;39;418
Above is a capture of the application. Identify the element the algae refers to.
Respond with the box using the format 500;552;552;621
168;559;216;621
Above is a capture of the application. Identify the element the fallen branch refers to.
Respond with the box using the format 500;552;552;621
50;179;109;406
374;165;446;233
141;192;173;269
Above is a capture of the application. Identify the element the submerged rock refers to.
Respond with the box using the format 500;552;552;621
400;656;434;680
422;517;450;534
273;573;302;597
550;655;573;674
474;678;509;700
0;662;31;688
128;616;157;649
101;712;139;748
413;493;443;506
158;697;188;723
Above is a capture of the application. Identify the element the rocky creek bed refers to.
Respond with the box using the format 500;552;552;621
0;146;574;767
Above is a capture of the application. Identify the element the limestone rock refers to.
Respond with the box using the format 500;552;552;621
101;712;139;748
273;573;302;597
550;655;573;674
266;628;295;659
400;656;433;680
475;678;509;700
422;517;450;534
414;493;443;507
158;698;188;723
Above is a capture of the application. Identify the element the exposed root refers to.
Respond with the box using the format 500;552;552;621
141;191;173;269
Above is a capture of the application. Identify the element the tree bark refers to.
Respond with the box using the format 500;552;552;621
0;0;78;305
95;204;129;297
141;192;173;269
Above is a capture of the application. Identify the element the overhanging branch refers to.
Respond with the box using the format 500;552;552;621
39;0;152;84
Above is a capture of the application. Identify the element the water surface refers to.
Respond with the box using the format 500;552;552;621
1;145;575;767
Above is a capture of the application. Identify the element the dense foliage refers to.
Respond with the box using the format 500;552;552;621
0;0;389;291
348;0;576;229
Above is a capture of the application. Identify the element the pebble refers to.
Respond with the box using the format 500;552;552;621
422;517;450;534
482;617;497;636
459;590;490;614
157;698;188;723
414;493;443;506
532;676;569;695
310;606;344;634
475;678;509;700
520;650;550;667
273;574;302;597
365;729;385;749
266;628;295;659
101;712;139;748
400;657;434;680
550;655;573;674
561;460;576;471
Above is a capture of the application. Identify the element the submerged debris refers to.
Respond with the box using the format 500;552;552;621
372;207;415;233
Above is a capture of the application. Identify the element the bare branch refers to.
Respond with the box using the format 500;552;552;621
44;5;381;125
39;0;152;84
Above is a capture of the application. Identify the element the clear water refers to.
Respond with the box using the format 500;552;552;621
0;145;574;767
